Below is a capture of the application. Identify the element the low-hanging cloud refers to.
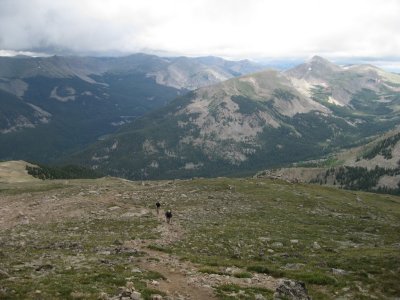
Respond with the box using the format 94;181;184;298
0;0;400;59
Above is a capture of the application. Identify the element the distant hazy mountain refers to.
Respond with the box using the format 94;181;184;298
71;56;400;179
0;53;263;162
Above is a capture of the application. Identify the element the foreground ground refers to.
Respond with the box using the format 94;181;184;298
0;176;399;299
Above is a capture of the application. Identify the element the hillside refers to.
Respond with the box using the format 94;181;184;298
71;57;400;179
0;175;399;299
0;160;39;183
256;127;400;194
0;54;263;162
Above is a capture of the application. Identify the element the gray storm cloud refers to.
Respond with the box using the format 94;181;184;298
0;0;400;59
0;0;141;54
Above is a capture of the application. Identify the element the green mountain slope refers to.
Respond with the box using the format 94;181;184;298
256;128;400;194
71;57;400;179
0;54;263;162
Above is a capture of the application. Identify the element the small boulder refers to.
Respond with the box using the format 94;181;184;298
131;291;143;300
259;237;271;243
312;242;321;250
98;292;108;300
108;206;121;211
272;242;283;248
331;268;348;275
274;279;311;300
131;268;142;273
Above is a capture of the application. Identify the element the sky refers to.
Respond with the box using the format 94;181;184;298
1;0;400;68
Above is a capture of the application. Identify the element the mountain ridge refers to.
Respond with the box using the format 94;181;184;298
69;57;400;179
0;53;264;162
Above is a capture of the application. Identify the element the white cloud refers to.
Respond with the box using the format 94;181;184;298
0;0;399;59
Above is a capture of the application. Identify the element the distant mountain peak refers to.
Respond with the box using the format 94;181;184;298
306;55;340;70
285;55;341;80
308;55;329;63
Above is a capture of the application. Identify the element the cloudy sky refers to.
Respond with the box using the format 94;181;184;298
1;0;400;63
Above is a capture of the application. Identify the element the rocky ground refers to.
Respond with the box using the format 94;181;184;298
0;176;399;299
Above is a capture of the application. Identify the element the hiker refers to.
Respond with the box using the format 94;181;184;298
156;201;161;214
165;209;172;224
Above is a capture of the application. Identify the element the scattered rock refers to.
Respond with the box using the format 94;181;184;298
150;280;159;286
272;242;283;248
131;291;143;300
312;242;321;250
126;282;135;290
131;268;142;273
70;291;88;299
108;206;121;211
111;282;143;300
0;269;9;279
232;248;241;258
392;242;400;248
151;295;163;300
244;278;252;284
114;247;139;255
98;292;108;300
274;279;311;300
255;294;266;300
259;237;271;243
290;239;299;244
331;268;348;276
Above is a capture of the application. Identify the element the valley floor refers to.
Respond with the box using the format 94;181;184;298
0;177;399;299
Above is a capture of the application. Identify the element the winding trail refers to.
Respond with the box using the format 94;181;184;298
125;210;278;299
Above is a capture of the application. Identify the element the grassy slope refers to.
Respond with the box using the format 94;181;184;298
0;177;399;299
170;178;400;299
0;161;39;183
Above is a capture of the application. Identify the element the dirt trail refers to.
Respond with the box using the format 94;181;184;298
130;211;278;299
125;212;217;299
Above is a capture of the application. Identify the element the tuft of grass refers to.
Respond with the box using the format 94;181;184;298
292;272;337;285
147;244;172;253
247;265;284;278
141;270;166;281
198;267;227;276
215;283;273;300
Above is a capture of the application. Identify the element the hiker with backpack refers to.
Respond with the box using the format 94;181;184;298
156;201;161;214
165;209;172;224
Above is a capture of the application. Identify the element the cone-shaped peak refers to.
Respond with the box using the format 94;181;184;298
307;56;340;70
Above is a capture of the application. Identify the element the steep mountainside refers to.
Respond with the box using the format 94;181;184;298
256;127;400;194
0;54;263;162
71;57;400;179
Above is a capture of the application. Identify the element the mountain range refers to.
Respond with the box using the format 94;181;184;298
0;54;263;162
67;56;400;179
